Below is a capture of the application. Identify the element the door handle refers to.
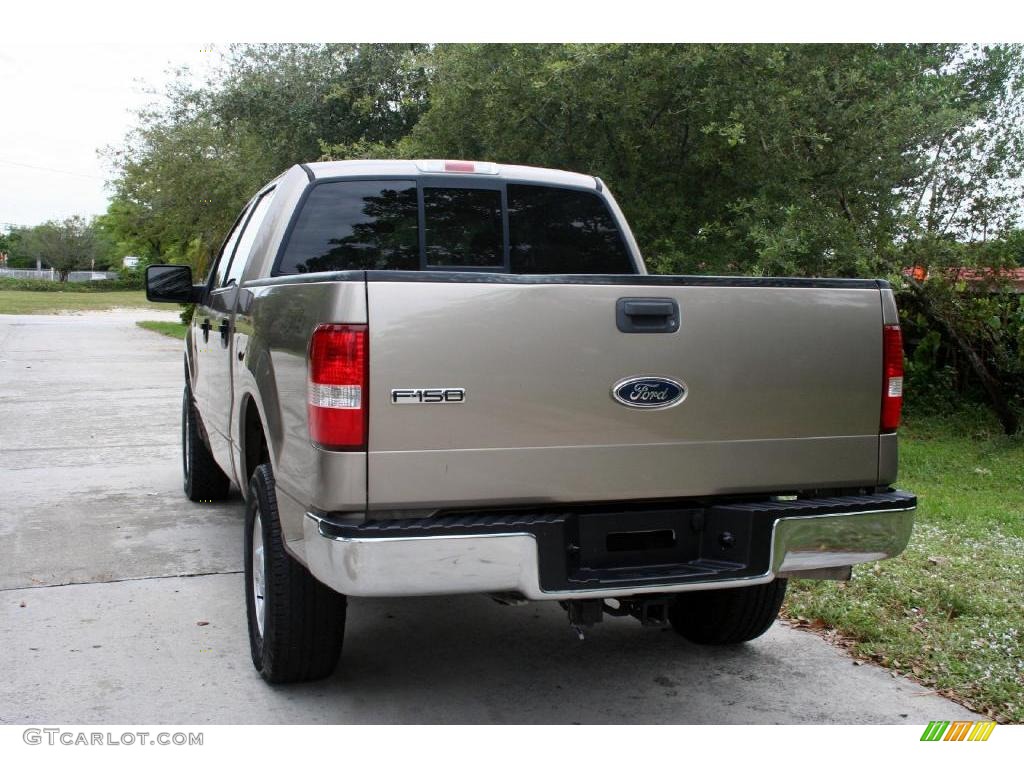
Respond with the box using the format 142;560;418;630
200;318;212;343
218;319;230;346
616;298;680;333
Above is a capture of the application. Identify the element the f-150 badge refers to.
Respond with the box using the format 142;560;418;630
391;388;466;404
612;377;686;409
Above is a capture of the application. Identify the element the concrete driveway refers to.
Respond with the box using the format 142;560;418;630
0;311;974;724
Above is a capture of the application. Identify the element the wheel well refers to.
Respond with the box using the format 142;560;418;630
242;396;270;486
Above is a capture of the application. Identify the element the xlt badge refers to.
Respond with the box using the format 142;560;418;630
391;388;466;404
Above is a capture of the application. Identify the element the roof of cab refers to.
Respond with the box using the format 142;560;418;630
302;159;600;191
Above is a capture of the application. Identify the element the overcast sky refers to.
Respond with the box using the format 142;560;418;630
0;44;219;229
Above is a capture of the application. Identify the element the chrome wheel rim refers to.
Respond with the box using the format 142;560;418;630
252;514;266;636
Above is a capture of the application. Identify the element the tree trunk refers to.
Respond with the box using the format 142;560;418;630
913;284;1020;435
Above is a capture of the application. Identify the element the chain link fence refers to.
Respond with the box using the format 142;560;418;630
0;268;120;282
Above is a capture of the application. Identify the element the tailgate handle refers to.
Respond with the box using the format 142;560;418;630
616;298;680;334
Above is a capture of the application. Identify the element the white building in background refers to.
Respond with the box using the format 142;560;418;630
122;255;140;269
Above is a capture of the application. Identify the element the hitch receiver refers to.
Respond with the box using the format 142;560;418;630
564;599;603;627
630;598;670;626
562;599;603;639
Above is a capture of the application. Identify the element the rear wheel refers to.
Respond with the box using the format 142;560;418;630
667;579;787;645
245;463;347;683
182;386;231;502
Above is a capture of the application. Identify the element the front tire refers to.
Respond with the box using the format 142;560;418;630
182;386;231;502
668;579;787;645
245;463;347;683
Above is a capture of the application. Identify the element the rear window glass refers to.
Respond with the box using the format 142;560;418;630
424;187;503;268
508;184;633;274
275;178;636;275
277;180;419;273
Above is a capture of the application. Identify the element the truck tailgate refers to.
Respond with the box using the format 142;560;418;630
366;276;883;511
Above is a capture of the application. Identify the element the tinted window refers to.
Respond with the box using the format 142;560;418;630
508;184;634;274
278;181;418;274
210;204;249;287
424;187;503;268
224;188;276;285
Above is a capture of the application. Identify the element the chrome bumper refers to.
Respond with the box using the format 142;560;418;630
302;499;915;600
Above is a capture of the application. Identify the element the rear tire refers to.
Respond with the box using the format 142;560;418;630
245;463;347;683
182;386;231;502
668;579;787;645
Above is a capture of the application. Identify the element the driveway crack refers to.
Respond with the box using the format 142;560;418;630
0;569;243;592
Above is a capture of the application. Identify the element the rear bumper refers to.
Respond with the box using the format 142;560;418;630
302;491;916;600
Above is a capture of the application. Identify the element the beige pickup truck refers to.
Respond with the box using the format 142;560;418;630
146;160;915;683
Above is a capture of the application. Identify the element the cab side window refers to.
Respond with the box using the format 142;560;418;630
210;205;250;289
224;189;276;286
275;181;418;274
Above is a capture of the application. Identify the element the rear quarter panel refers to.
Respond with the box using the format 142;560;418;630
234;278;368;546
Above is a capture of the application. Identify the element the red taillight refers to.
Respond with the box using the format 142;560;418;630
444;160;475;173
308;324;367;450
881;324;904;433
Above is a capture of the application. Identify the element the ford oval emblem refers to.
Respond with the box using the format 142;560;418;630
612;376;687;409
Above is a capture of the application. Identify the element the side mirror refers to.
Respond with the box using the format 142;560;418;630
146;265;204;304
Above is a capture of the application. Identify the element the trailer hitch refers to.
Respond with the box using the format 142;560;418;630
560;599;603;640
560;596;671;638
629;598;669;626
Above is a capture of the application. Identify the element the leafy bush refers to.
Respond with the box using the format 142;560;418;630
115;266;146;289
897;278;1023;433
0;277;140;293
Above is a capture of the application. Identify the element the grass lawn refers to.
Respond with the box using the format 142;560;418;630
136;320;188;339
784;408;1023;722
0;289;158;314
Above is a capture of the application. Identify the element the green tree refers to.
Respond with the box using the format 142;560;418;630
102;44;431;277
221;43;430;163
0;227;39;269
404;45;1017;275
105;110;255;277
19;217;97;282
896;46;1024;433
